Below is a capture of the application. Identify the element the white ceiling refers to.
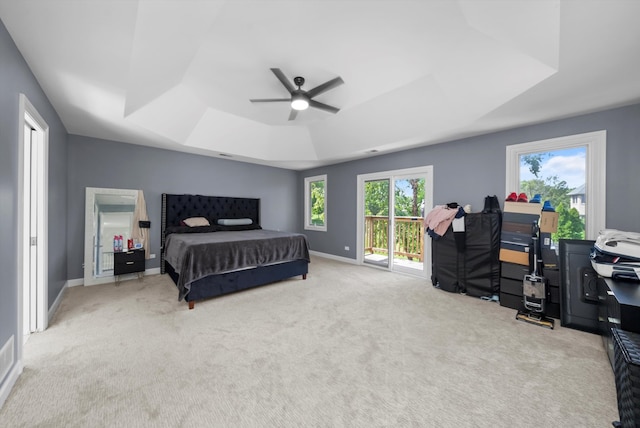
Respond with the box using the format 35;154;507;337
2;0;639;170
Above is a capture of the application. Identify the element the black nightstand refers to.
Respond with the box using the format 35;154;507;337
113;248;145;285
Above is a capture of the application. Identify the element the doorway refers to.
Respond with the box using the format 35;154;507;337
19;94;49;341
357;166;433;278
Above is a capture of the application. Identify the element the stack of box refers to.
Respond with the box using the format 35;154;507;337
499;201;540;265
499;201;561;318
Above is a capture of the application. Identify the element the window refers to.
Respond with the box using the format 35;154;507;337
304;174;327;231
505;130;606;240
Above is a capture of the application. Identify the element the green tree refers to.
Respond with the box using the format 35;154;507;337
310;181;325;225
408;178;424;216
393;178;425;217
364;180;389;216
521;177;585;240
553;203;585;240
394;187;411;216
520;176;571;211
522;153;549;177
521;150;587;242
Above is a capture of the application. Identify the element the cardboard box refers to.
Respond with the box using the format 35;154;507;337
503;201;542;215
540;211;559;233
499;248;530;266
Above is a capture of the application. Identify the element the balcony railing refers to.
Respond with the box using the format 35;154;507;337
364;215;424;261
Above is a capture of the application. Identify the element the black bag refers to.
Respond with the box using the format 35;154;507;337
463;212;501;297
431;223;464;293
482;195;501;214
431;212;501;297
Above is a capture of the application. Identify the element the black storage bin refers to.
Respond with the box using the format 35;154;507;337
431;224;463;293
463;212;501;297
431;212;501;297
612;328;640;427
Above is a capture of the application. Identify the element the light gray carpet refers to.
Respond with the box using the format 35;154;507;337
1;256;618;427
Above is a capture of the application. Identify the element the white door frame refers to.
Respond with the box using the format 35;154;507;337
17;94;49;348
356;165;433;279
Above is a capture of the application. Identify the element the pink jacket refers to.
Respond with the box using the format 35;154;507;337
424;205;458;237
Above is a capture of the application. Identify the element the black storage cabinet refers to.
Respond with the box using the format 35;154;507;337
431;212;501;297
114;248;145;276
612;328;640;427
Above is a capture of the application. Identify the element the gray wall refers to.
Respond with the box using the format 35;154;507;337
66;135;299;280
0;18;68;391
298;103;640;258
3;5;640;407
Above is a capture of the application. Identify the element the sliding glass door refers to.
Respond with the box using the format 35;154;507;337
358;166;433;278
392;174;426;275
363;179;390;268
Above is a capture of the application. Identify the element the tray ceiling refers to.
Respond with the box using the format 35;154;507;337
1;0;639;170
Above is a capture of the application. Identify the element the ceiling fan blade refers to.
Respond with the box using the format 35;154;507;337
305;76;344;99
288;109;299;121
309;99;340;114
270;68;295;93
250;98;291;103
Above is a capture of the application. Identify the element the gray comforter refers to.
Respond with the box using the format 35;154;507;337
164;229;310;300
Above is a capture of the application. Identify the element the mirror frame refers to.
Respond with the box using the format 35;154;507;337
84;187;139;286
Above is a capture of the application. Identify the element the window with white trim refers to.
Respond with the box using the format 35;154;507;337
505;130;606;241
304;175;327;231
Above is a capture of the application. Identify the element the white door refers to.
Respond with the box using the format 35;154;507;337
21;97;48;340
23;125;38;336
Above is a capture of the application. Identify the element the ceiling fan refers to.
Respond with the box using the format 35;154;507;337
250;68;344;121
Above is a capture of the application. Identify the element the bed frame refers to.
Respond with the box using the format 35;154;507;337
161;193;308;309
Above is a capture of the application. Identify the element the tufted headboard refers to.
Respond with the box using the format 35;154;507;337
160;193;260;273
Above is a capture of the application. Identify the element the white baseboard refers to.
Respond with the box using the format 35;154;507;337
145;267;161;276
48;281;68;323
67;278;84;287
68;267;161;288
0;360;23;411
309;250;358;265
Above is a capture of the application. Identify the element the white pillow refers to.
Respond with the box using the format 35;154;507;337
217;218;252;226
182;217;210;227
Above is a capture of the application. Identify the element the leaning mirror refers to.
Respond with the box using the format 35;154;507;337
84;187;138;286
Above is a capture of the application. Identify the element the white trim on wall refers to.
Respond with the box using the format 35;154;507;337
0;358;22;411
309;250;358;265
48;282;67;323
505;130;606;240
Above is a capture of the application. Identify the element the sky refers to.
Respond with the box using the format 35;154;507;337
519;147;586;189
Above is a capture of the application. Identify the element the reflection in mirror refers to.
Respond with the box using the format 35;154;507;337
84;187;138;286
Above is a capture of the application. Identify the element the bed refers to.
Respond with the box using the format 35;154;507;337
161;193;310;309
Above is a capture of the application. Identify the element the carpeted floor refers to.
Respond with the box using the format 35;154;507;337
0;256;618;427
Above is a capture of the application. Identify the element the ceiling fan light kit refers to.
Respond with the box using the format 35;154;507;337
250;68;343;120
291;92;309;110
